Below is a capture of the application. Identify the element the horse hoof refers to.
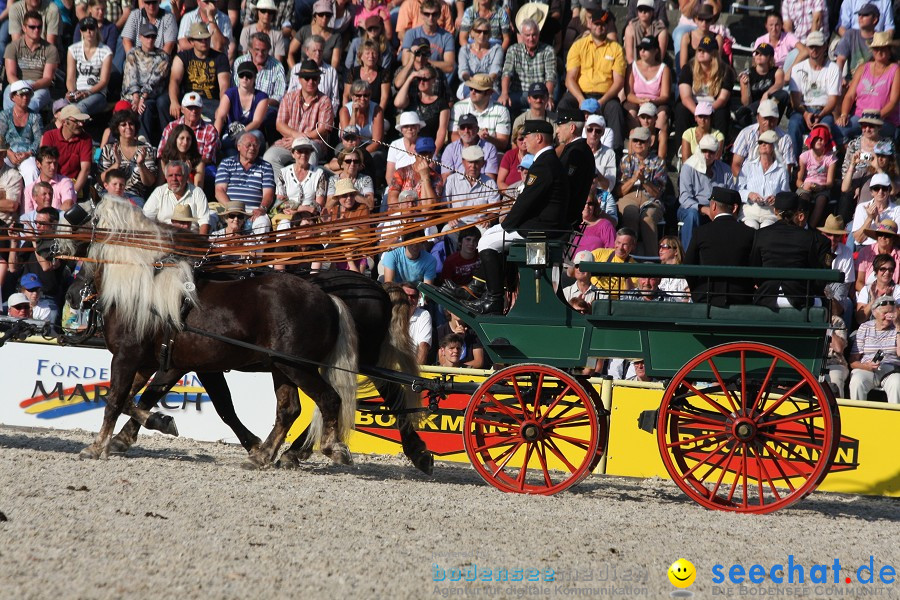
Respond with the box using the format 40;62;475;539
107;436;132;455
326;443;353;466
79;446;101;460
414;451;434;476
145;413;179;437
275;453;300;469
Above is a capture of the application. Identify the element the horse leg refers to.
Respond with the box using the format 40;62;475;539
281;365;353;466
109;368;184;454
197;371;262;453
243;370;302;470
277;429;313;469
379;380;434;475
80;357;141;460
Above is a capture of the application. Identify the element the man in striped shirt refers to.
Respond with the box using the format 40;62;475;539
215;131;275;233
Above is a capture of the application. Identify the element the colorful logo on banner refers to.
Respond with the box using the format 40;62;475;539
20;376;211;419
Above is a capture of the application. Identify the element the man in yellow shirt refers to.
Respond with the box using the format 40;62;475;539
561;8;627;150
590;227;638;297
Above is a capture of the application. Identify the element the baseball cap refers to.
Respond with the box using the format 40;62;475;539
312;0;333;14
411;37;430;51
858;2;880;17
586;114;606;128
694;101;713;117
871;172;892;188
630;127;651;141
52;98;69;113
758;130;778;144
415;137;436;154
527;82;549;97
698;134;719;151
758;99;779;118
7;292;29;308
20;273;42;290
9;80;33;95
753;42;774;57
139;22;158;37
519;154;535;169
873;295;895;308
59;105;90;121
579;98;600;113
638;103;658;117
458;113;479;128
237;61;257;79
806;31;826;47
637;36;657;50
342;124;360;139
698;35;718;52
182;91;203;108
573;250;594;266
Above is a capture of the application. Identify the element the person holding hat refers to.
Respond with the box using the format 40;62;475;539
619;126;667;254
450;72;511;150
122;21;170;141
170;23;231;122
731;99;797;177
678;5;724;71
738;129;790;229
463;119;569;314
238;0;287;60
735;41;786;130
674;33;733;142
835;3;880;78
3;10;58;113
848;294;900;404
387;136;442;208
752;12;806;76
838;0;893;36
622;0;667;64
749;191;831;309
144;159;211;234
624;36;671;138
176;0;233;55
678;133;735;248
498;19;557;115
120;0;178;57
561;8;627;149
398;0;455;78
788;30;842;155
443;143;500;232
851;172;900;245
837;32;900;142
557;109;599;225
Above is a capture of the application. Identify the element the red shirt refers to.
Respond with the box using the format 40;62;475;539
40;129;92;181
441;252;480;284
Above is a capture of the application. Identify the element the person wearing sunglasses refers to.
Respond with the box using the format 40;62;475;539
326;148;375;210
3;12;57;113
677;4;724;72
169;22;231;121
176;0;233;55
848;293;900;404
345;15;393;72
121;22;170;141
238;0;286;61
457;16;504;100
395;0;453;43
215;60;269;157
857;253;900;323
64;17;112;117
398;0;455;79
855;215;900;291
119;0;177;58
289;0;341;70
458;0;510;50
851;172;900;247
353;2;394;42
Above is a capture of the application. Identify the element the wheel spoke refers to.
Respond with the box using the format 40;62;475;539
666;431;728;449
761;407;824;429
490;441;523;476
704;443;740;501
543;436;578;473
741;444;749;509
535;441;553;487
707;357;739;414
749;442;781;504
760;435;819;469
753;356;780;414
761;430;825;452
725;458;742;504
483;393;525;424
545;410;590;427
667;409;728;429
740;351;748;416
536;384;573;424
680;436;733;480
760;441;801;490
758;378;811;419
532;373;545;420
515;443;535;491
546;431;592;450
471;416;519;431
681;380;733;416
510;375;532;420
473;433;519;453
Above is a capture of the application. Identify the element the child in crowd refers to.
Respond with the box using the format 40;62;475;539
796;125;837;229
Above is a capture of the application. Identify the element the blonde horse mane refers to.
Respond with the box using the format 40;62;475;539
90;197;198;337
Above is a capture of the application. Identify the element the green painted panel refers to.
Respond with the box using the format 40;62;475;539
479;324;587;361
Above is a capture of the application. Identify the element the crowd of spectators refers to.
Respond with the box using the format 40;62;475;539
0;0;897;397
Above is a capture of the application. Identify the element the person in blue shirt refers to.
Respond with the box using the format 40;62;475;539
382;230;437;284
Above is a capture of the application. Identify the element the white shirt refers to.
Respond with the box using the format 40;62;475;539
387;139;416;171
592;144;617;190
279;165;325;209
143;183;211;226
788;59;841;109
450;99;511;136
409;306;432;350
851;201;900;245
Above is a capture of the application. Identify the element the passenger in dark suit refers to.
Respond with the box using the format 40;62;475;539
464;119;571;314
750;192;831;309
684;187;756;307
556;109;597;227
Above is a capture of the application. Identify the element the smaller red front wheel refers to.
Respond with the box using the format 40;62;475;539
464;364;603;495
658;342;839;514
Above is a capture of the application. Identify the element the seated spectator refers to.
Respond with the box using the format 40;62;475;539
177;0;233;56
781;0;828;43
325;148;375;211
633;104;667;159
654;238;691;302
238;0;286;60
624;37;671;137
496;124;527;191
214;61;269;156
399;0;455;82
441;113;499;183
818;214;856;303
457;17;504;99
399;281;432;365
855;253;900;322
101;168;127;200
510;82;557;136
674;36;733;142
393;63;450;154
440;226;480;285
143;160;211;234
170;23;231;122
387;136;442;208
396;0;454;41
735;42;786;130
622;276;673;301
65;16;112;117
276;137;326;216
618;127;667;255
434;311;486;368
324;129;375;179
574;192;617;254
231;33;286;138
17;272;54;321
564;250;603;303
265;60;333;173
168;204;200;231
97;110;158;206
23;147;75;212
498;18;556;115
680;101;723;163
0;81;42;182
857;218;900;289
323;178;370;223
851;173;900;246
753;12;806;77
210;202;262;261
159;124;206;193
0;139;23;289
40;105;91;195
787;31;841;153
382;231;437;284
678;134;735;249
338;80;385;169
443;144;499;232
623;2;668;65
353;7;393;44
677;4;724;72
122;22;170;142
343;40;391;112
6;292;32;318
159;92;220;173
561;9;626;149
731;100;797;177
590;227;638;297
19;181;54;232
836;32;900;142
738;130;791;229
435;333;464;367
346;15;394;71
9;207;65;315
215;131;275;234
838;0;893;37
119;0;177;58
289;0;341;69
796;125;837;227
848;295;900;404
3;10;58;112
387;110;424;180
834;3;878;82
458;0;509;49
450;73;510;151
287;36;341;115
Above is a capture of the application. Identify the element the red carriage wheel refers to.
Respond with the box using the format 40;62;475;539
464;364;602;495
657;342;840;514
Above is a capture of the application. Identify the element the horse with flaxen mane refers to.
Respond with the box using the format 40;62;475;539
61;197;359;468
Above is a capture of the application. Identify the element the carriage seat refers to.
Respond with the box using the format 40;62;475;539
589;300;828;329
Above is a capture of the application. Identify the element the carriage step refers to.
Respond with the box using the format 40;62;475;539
638;409;659;434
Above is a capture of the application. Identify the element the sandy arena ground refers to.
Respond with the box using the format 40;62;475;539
0;425;898;600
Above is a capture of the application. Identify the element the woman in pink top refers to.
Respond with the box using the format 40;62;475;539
837;32;900;142
753;12;807;76
625;36;671;134
796;124;837;227
354;1;393;40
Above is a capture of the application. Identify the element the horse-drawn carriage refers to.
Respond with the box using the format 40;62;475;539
4;198;843;515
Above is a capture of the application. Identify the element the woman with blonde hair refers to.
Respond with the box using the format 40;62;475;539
343;40;391;111
674;35;734;141
658;235;690;301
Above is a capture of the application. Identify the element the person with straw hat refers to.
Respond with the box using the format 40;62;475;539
817;214;855;317
855;217;900;290
169;204;199;231
837;31;900;141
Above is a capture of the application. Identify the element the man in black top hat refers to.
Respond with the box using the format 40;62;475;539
556;109;597;226
683;187;756;306
460;119;570;314
749;191;831;309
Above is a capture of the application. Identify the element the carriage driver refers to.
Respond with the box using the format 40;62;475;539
460;119;571;314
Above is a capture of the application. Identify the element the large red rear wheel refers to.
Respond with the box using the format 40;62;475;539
464;364;604;495
658;342;839;514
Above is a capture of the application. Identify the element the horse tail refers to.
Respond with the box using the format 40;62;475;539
379;284;422;426
323;295;359;444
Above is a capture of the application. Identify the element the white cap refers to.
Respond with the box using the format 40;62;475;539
694;101;713;117
7;292;29;307
637;0;655;7
698;134;719;151
573;250;594;266
586;114;606;128
871;172;892;188
396;110;425;132
638;102;658;117
9;80;33;95
758;99;779;118
461;145;485;161
182;92;203;108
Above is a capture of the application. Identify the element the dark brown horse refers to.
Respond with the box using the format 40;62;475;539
61;198;359;468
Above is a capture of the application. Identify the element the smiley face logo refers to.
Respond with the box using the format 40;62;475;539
668;559;696;588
